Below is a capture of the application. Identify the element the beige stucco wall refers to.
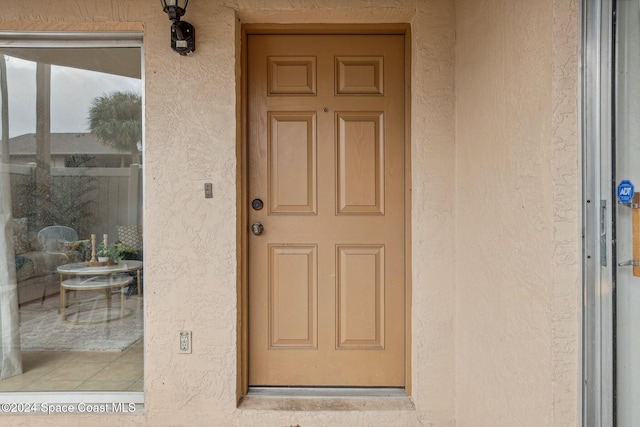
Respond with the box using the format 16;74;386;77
0;0;578;426
455;1;579;426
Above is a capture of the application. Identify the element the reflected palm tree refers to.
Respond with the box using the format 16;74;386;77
88;91;142;164
35;63;52;224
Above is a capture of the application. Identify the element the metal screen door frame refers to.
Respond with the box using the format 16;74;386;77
579;0;640;425
582;0;615;425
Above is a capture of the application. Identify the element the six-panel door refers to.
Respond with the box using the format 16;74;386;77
248;34;405;386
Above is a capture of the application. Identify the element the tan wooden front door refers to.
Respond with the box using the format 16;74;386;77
247;33;405;387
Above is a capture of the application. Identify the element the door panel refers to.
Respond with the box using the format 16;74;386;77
337;244;385;349
336;112;384;214
248;34;405;387
269;244;317;348
268;112;317;213
616;1;640;424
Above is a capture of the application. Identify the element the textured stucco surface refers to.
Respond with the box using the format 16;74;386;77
455;1;579;426
0;0;578;426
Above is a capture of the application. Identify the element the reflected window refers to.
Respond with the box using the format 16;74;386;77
0;37;144;397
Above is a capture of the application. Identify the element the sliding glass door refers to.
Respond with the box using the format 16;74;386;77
0;33;144;400
613;1;640;424
584;1;640;425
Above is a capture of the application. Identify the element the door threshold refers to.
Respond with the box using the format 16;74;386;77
240;387;414;411
248;386;406;397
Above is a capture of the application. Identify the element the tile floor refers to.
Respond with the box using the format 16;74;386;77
1;281;143;392
0;339;143;392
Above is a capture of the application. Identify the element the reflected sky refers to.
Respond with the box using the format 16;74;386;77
1;55;141;138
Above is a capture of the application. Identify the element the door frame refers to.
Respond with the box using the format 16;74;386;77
237;23;412;401
582;0;615;425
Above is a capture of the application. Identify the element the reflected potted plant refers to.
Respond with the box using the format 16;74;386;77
96;242;110;263
108;243;126;264
95;242;126;264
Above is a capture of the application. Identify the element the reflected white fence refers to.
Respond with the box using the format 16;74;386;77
9;164;142;240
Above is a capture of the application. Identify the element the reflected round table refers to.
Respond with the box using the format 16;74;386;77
57;261;143;322
60;275;133;324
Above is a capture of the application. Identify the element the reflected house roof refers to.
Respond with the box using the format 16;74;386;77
8;133;126;156
0;47;141;79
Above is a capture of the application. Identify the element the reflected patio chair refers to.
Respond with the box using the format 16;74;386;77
117;225;143;296
36;226;79;304
37;226;79;257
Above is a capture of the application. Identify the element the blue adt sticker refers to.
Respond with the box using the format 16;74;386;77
618;180;635;203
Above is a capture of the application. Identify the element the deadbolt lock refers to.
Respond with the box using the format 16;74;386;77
251;198;264;210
